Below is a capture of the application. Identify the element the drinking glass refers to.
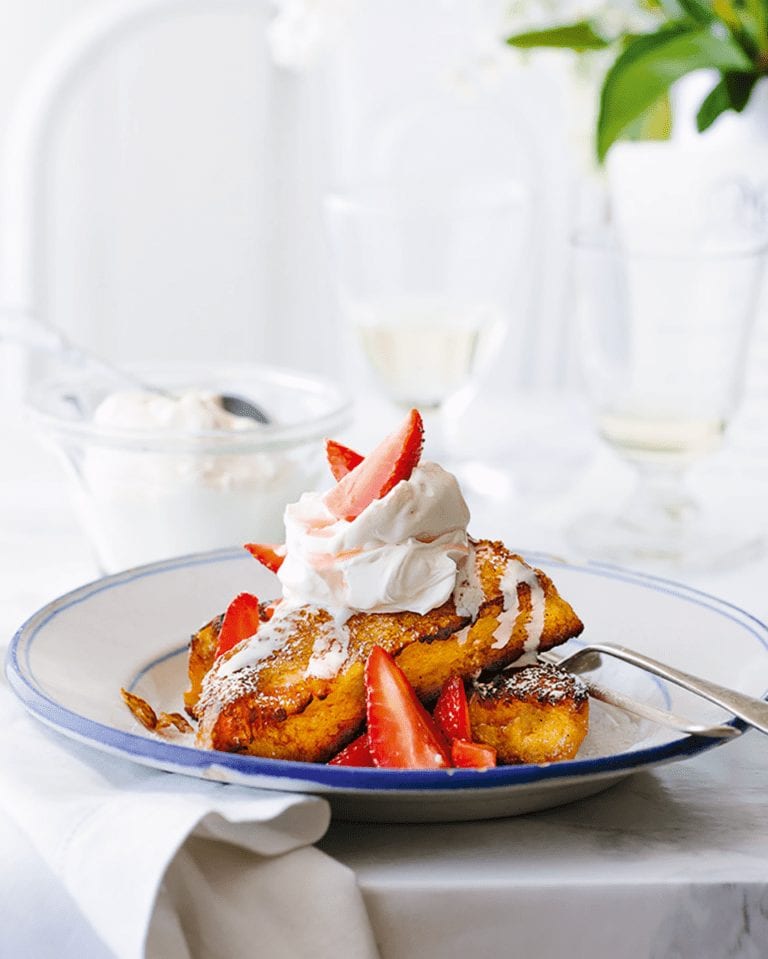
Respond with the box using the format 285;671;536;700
324;181;527;456
568;228;767;569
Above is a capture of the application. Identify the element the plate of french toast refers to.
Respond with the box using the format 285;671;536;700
8;412;768;821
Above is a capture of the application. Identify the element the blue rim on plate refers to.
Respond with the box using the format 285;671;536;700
5;549;768;794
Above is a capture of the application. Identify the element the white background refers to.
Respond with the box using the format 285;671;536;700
0;0;581;392
0;0;766;510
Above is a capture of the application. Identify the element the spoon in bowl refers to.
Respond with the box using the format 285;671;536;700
1;313;270;424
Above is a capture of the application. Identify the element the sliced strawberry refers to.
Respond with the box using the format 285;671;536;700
433;675;472;742
243;542;286;573
324;409;424;522
328;732;375;767
451;739;497;770
326;439;364;481
215;592;260;658
365;646;450;770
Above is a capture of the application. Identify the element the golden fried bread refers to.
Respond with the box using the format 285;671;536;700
469;663;589;764
188;540;584;762
184;613;222;717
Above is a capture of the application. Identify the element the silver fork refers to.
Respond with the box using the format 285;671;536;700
540;647;742;739
563;643;768;736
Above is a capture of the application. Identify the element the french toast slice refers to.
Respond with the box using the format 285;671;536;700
188;540;583;762
184;613;222;717
469;663;589;764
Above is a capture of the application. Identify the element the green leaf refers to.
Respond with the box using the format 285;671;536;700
712;0;739;31
696;71;758;130
506;21;610;51
645;1;687;17
622;92;674;141
596;22;753;160
713;0;765;58
677;0;717;23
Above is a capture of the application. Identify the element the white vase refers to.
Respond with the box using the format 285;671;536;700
605;73;768;248
601;73;768;486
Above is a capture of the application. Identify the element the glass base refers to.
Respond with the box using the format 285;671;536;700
567;509;764;572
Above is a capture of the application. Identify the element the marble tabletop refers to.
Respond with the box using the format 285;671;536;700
2;400;768;959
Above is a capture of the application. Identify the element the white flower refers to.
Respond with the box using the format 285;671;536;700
267;0;355;71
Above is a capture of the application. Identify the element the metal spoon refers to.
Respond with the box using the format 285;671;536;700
1;312;269;424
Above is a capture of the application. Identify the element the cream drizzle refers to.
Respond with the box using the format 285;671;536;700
215;614;294;679
454;624;471;647
207;548;548;699
306;613;351;679
452;546;484;620
491;558;546;653
209;602;354;685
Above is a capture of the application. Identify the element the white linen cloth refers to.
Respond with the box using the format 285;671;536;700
0;680;379;959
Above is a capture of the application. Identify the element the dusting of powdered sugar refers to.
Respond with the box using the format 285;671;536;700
473;663;588;707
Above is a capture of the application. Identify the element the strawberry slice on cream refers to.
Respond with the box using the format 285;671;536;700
243;542;286;573
324;410;424;522
325;439;364;481
277;410;469;618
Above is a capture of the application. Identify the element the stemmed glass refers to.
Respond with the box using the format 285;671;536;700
568;227;767;569
324;181;528;460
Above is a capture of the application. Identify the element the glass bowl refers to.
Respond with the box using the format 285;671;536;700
26;362;353;572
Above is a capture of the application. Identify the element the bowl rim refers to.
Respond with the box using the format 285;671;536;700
25;361;354;453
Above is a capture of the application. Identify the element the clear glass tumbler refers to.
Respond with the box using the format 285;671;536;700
568;228;767;569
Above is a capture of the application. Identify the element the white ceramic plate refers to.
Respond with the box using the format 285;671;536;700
7;549;767;822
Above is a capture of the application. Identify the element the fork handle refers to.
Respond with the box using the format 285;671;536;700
587;643;768;736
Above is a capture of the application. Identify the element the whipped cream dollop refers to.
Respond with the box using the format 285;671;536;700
92;389;256;433
277;462;471;617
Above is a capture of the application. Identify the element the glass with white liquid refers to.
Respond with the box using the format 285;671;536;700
352;300;506;409
324;182;527;452
569;228;767;568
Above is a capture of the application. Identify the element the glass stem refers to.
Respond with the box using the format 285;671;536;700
624;461;699;532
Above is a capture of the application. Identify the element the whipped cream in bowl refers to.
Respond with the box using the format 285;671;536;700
27;362;352;572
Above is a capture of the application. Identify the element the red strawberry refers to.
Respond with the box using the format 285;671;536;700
328;732;375;767
451;739;497;770
215;592;261;658
243;543;286;573
433;675;472;742
324;410;424;522
326;439;364;481
365;646;450;770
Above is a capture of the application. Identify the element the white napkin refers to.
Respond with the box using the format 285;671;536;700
0;683;379;959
